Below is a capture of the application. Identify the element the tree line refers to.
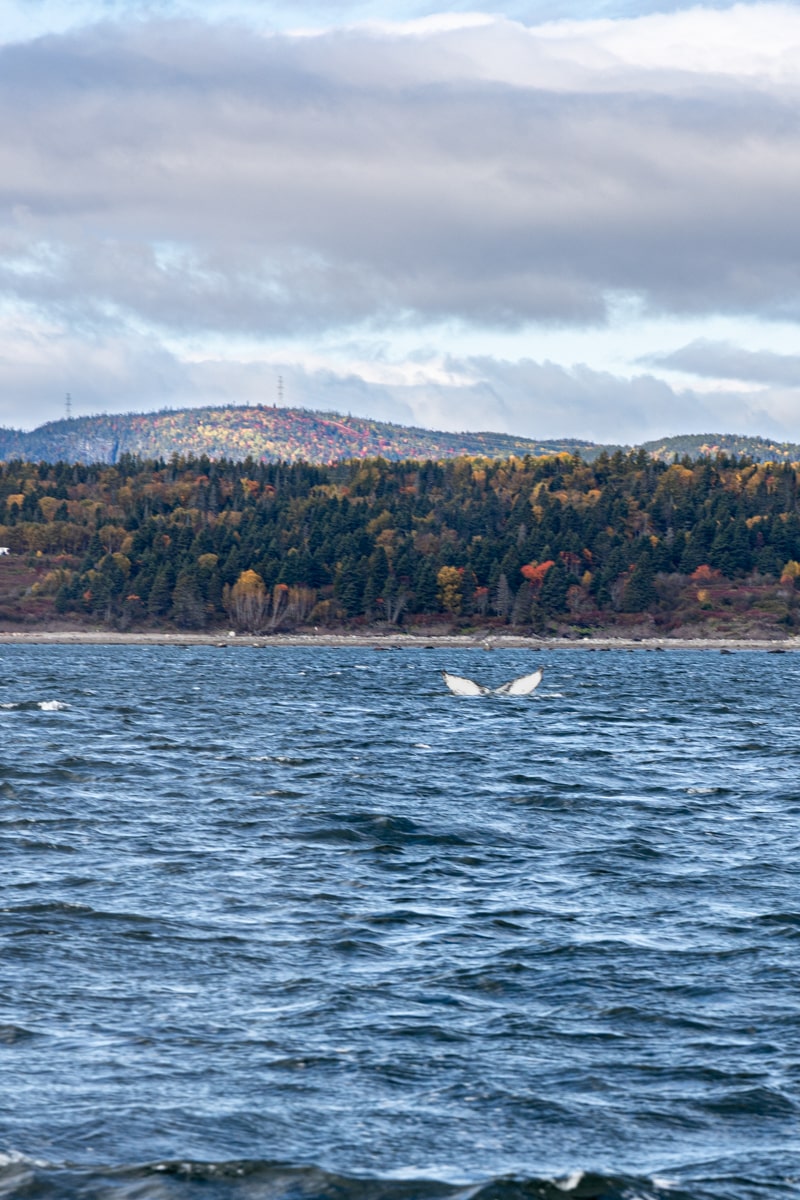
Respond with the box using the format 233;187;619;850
2;449;800;632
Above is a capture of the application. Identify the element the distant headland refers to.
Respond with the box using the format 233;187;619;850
1;403;799;467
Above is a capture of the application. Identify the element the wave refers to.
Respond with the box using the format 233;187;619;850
0;1158;700;1200
5;1155;795;1199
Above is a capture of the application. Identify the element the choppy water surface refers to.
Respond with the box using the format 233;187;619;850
1;644;799;1200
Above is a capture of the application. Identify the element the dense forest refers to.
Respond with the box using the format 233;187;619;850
2;450;800;636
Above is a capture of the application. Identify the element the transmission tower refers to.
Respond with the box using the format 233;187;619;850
65;392;72;420
277;375;284;406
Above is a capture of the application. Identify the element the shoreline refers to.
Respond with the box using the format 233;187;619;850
0;629;798;651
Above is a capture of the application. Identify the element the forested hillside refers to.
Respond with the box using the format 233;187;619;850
2;450;800;636
2;404;798;468
640;433;800;463
0;405;601;465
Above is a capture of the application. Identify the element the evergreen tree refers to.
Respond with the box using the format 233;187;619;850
414;559;439;612
334;558;364;617
172;566;206;628
493;573;514;622
148;564;175;618
539;561;569;614
362;546;390;617
511;580;533;625
623;554;656;612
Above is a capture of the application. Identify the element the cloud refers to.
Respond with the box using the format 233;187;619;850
646;339;800;386
417;354;798;442
0;318;417;429
1;6;800;348
0;316;794;446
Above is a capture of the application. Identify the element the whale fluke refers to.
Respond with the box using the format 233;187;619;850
441;670;491;696
441;667;544;696
493;667;544;695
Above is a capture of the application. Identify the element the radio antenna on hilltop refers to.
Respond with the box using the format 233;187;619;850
65;392;72;420
277;375;284;407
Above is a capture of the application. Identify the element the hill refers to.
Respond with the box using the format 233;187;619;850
640;433;800;462
1;405;798;467
0;405;605;465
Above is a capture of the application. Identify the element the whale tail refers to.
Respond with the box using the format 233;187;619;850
493;667;543;695
441;670;491;696
441;667;543;696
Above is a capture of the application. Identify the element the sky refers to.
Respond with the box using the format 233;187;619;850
1;0;800;443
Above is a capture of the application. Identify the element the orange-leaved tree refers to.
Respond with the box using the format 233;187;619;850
690;564;721;581
520;560;555;590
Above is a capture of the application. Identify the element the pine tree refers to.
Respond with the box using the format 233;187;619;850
622;555;656;612
335;558;364;617
148;564;175;618
539;562;569;614
413;559;439;612
493;573;513;621
171;566;206;629
511;580;533;625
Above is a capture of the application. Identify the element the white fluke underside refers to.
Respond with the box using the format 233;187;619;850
441;668;543;696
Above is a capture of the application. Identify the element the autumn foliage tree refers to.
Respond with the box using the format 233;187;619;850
690;564;721;581
521;560;555;589
780;560;800;585
225;569;270;632
437;566;463;615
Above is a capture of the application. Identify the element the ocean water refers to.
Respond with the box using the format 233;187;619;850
1;644;799;1200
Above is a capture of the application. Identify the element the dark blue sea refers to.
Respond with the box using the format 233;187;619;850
1;644;799;1200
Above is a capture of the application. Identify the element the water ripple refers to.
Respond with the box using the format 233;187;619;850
0;645;799;1199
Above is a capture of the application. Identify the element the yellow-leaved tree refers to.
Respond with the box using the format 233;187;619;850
224;569;270;632
437;566;463;615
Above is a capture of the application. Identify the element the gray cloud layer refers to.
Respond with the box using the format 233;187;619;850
647;340;800;387
1;11;800;340
0;329;790;447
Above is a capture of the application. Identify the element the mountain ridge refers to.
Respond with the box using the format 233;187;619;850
0;404;798;465
0;404;606;465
